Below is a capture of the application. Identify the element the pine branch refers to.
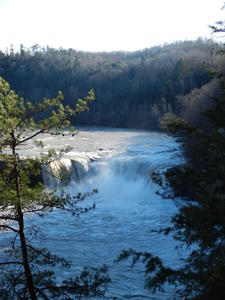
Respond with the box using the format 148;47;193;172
0;224;19;233
0;261;23;266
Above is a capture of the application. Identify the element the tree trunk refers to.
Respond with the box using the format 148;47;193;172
13;141;37;300
18;206;37;300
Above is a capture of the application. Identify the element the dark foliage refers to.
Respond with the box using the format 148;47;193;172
117;15;225;299
0;39;219;129
117;71;225;298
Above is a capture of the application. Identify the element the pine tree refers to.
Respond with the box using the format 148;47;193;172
117;14;225;300
0;77;110;299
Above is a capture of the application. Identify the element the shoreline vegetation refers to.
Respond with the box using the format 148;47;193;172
144;44;225;297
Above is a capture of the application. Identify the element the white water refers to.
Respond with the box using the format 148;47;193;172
1;127;185;299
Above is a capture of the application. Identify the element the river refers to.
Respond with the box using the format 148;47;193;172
1;127;185;299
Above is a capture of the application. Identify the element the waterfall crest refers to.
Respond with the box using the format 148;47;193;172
41;149;115;187
41;149;180;188
42;157;93;187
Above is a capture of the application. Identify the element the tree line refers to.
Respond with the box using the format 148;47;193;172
0;39;221;129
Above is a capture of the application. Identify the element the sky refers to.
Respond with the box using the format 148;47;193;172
0;0;224;52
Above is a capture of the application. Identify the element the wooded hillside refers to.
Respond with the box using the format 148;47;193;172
0;39;222;129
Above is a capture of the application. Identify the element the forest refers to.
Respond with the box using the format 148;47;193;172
0;39;222;129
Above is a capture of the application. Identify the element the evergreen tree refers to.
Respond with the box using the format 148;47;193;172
117;16;225;300
0;77;110;299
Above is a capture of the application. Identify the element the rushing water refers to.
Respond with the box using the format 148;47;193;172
1;127;185;299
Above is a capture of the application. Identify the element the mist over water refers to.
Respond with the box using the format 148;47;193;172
1;128;185;299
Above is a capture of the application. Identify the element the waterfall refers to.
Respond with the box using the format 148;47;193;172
42;157;93;187
41;150;176;188
1;128;186;299
110;156;158;181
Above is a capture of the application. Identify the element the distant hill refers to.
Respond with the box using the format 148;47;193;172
0;39;222;129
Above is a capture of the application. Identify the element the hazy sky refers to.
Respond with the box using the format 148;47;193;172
0;0;224;52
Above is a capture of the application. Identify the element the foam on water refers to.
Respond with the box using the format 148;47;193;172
1;128;185;299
